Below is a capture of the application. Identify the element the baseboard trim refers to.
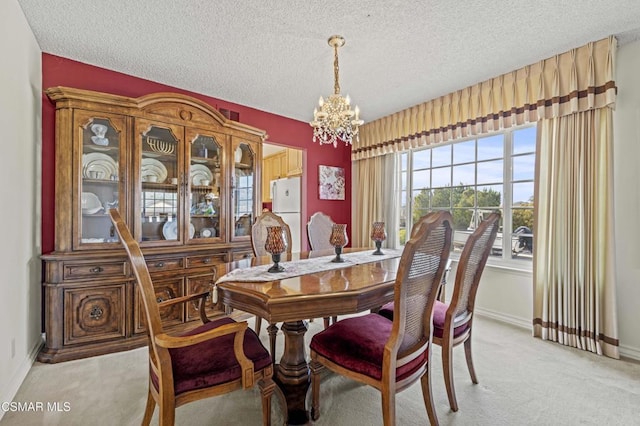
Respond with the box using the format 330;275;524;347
0;338;43;422
475;308;640;362
619;343;640;361
475;307;531;330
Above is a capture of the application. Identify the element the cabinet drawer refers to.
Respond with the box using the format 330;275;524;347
146;258;184;273
63;284;127;345
63;262;128;281
231;250;254;261
186;254;226;268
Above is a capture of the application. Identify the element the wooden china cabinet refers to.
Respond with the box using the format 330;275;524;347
39;87;264;363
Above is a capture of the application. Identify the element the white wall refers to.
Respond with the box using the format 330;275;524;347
472;265;533;329
0;0;42;417
467;39;640;361
612;39;640;360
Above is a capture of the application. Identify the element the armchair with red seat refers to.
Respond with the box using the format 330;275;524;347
309;211;453;426
109;209;275;426
378;211;500;412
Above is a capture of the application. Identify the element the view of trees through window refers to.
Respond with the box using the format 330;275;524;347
399;126;536;261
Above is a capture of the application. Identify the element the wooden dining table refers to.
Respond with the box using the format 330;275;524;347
215;248;402;425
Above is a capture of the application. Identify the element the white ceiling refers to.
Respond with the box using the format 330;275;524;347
16;0;640;124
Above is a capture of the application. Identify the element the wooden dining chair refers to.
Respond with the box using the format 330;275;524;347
309;211;453;426
372;213;451;319
109;209;275;426
251;211;293;257
307;211;338;327
250;211;293;363
380;211;500;412
307;211;335;251
432;212;499;411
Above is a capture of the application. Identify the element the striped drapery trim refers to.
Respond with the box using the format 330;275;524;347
532;318;619;347
352;36;616;160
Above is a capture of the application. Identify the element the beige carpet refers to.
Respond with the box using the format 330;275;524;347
2;316;639;426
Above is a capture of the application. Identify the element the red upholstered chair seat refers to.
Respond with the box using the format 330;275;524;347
377;302;395;320
151;317;272;396
309;314;428;381
378;301;470;339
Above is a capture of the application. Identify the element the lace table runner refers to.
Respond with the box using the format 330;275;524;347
215;248;403;284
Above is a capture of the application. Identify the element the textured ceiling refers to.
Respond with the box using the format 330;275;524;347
16;0;640;124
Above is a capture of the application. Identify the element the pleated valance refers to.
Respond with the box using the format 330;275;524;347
352;36;617;160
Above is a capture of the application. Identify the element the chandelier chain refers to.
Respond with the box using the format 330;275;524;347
333;44;340;95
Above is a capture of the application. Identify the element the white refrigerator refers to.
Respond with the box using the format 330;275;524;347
271;177;301;253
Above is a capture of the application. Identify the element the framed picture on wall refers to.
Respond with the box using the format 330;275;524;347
319;165;345;200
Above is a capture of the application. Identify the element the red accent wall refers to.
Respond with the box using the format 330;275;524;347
41;54;352;253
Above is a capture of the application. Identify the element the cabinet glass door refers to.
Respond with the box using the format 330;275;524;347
232;141;257;240
137;120;182;245
77;112;126;249
187;129;224;242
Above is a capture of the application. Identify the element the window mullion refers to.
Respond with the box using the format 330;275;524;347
503;130;513;259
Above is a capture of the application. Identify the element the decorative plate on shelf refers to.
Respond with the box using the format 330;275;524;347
190;164;213;185
162;221;195;240
82;153;118;179
87;145;111;152
141;158;168;183
200;227;216;238
81;238;106;243
81;192;102;214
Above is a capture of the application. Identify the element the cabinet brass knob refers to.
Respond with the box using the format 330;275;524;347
90;266;103;273
89;306;104;320
155;262;165;268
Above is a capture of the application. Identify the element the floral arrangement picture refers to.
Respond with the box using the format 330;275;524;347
319;165;345;200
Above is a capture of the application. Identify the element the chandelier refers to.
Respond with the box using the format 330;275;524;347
310;35;363;148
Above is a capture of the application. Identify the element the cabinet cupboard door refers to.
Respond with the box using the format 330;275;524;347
185;274;218;320
134;119;184;246
134;278;184;334
73;110;127;251
231;138;260;241
186;128;226;243
286;149;303;176
63;284;127;345
262;156;274;203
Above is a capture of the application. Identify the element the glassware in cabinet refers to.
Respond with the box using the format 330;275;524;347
231;140;258;240
187;129;224;242
77;112;126;249
135;119;183;245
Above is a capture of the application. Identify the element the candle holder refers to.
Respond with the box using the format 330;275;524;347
329;223;348;263
264;226;286;273
371;221;387;255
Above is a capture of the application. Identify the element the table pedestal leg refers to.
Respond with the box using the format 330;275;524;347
276;320;309;425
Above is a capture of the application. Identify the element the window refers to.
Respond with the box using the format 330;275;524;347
398;126;536;263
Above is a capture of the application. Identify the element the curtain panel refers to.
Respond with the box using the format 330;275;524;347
351;155;386;248
352;36;616;160
533;108;619;359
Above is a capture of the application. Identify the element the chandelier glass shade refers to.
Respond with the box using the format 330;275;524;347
310;35;364;148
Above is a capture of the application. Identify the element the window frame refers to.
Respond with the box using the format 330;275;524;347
398;124;536;270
